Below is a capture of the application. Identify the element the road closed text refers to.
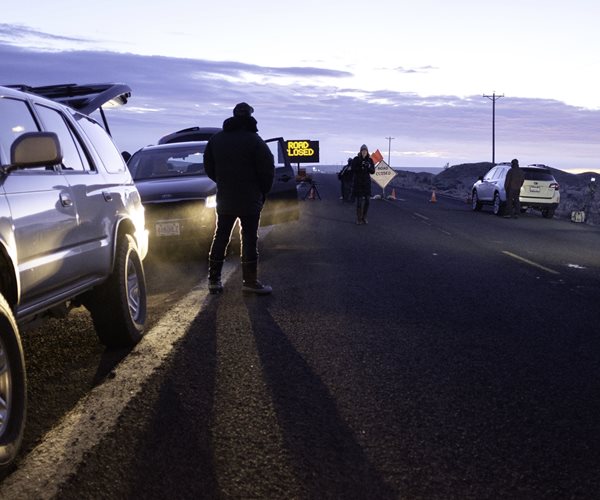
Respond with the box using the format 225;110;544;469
284;140;320;163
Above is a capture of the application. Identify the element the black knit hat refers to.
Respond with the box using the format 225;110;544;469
511;158;519;167
360;144;368;152
233;102;254;117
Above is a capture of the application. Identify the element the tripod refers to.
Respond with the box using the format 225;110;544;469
303;180;321;200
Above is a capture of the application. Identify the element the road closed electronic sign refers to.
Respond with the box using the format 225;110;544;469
283;140;320;163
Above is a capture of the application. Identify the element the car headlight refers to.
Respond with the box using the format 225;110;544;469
205;194;217;208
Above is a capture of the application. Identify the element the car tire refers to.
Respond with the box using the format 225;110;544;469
471;190;482;211
0;292;26;475
492;192;505;216
86;234;147;348
542;208;555;218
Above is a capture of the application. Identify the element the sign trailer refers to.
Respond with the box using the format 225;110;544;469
281;140;320;174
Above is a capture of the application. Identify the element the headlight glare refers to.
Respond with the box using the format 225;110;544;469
205;194;217;208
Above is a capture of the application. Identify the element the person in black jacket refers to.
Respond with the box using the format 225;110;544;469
503;158;525;218
351;144;375;224
204;102;275;295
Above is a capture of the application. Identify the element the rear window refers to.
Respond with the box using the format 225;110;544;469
75;113;126;173
128;145;206;180
523;168;555;181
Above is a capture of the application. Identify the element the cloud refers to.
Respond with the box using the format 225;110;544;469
1;38;599;171
393;65;439;74
0;22;91;45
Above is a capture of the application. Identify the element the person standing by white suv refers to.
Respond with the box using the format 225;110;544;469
503;159;525;218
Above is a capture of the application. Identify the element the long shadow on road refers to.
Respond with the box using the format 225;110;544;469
244;298;397;499
127;301;220;498
57;298;220;499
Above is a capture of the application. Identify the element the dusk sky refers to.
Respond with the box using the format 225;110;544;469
2;0;600;172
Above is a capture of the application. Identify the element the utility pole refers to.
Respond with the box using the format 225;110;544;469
483;92;503;165
385;136;394;166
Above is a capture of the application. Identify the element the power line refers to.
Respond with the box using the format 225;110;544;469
483;92;504;165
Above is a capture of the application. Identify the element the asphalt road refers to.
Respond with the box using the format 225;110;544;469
3;173;600;499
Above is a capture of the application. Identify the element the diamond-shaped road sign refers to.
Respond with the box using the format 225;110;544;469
371;160;397;188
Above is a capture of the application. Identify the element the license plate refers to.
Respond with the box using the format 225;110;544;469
529;186;540;192
155;222;180;236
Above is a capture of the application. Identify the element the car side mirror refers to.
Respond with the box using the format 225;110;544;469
8;132;63;172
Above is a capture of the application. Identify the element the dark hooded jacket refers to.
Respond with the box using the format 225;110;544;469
204;116;275;215
504;164;525;192
351;152;375;197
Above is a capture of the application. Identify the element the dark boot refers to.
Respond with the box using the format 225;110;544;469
208;259;224;294
242;261;272;295
356;205;363;225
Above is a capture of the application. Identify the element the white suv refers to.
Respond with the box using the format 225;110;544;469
0;83;148;472
471;163;560;218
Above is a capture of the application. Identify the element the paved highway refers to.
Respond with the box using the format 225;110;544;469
2;173;600;499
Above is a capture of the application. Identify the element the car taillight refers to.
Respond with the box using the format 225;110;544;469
550;182;559;191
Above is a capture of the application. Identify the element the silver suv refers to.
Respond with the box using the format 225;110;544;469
0;84;148;471
471;163;560;218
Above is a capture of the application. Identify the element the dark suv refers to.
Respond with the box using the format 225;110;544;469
0;84;148;471
155;126;300;227
158;126;221;144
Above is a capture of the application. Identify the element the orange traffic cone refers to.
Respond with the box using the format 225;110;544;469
430;189;437;203
308;185;316;200
390;188;397;200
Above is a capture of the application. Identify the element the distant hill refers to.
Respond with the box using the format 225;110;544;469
433;162;493;195
434;162;591;190
546;167;590;190
435;162;492;183
389;162;492;202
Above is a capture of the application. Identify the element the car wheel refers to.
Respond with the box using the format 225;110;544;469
492;192;505;216
0;293;26;475
86;234;147;348
542;208;555;218
471;190;482;211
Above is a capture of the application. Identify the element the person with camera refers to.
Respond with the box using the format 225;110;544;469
351;144;376;224
337;157;354;202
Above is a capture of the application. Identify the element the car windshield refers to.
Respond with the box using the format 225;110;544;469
128;145;206;180
523;168;555;181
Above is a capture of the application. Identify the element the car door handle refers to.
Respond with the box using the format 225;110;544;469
60;193;73;207
102;191;113;202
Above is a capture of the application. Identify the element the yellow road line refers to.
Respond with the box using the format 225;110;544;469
502;251;560;275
